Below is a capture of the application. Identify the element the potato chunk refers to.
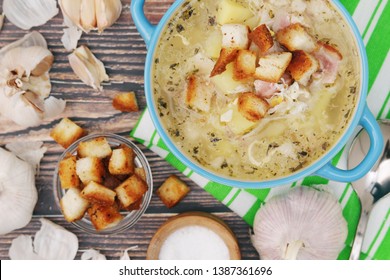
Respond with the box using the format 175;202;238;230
50;118;85;149
60;187;89;222
156;175;190;208
254;52;292;83
76;157;105;185
77;137;112;158
112;92;139;112
58;155;80;189
216;0;253;25
87;203;123;231
115;175;148;208
81;181;116;205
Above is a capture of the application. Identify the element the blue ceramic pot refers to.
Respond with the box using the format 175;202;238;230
131;0;383;189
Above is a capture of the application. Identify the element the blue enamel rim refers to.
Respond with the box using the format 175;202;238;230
131;0;383;189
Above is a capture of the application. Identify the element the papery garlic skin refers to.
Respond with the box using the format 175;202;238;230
68;45;109;91
81;249;107;260
59;0;122;33
9;218;78;260
3;0;58;30
251;187;347;260
0;148;38;236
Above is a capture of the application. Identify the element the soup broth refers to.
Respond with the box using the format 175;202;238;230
152;0;360;181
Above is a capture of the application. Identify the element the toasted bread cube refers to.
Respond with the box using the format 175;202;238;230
60;187;89;222
134;167;146;182
237;92;269;122
210;48;239;77
77;137;112;158
103;173;123;189
221;24;250;50
108;147;135;175
249;24;274;53
76;157;105;185
115;175;148;208
122;198;143;211
157;175;190;208
112;92;139;112
216;0;253;25
185;75;213;112
254;52;292;83
276;23;317;52
87;203;123;231
233;50;257;80
288;50;319;86
58;155;80;189
81;181;116;205
50;118;85;149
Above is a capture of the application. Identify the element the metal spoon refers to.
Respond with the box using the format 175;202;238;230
347;119;390;260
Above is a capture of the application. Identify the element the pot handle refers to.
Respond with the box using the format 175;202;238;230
315;106;383;182
131;0;156;47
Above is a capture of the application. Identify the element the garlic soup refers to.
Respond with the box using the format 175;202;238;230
152;0;360;181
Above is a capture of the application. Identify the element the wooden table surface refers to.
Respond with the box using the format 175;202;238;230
0;0;259;260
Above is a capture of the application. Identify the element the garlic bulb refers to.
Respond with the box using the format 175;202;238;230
59;0;122;33
3;0;58;30
0;148;38;235
251;187;347;260
68;45;109;90
81;249;107;260
9;218;78;260
5;142;47;174
0;32;66;127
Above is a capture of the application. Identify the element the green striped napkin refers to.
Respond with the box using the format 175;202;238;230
131;0;390;260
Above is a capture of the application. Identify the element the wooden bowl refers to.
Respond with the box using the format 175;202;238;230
147;212;241;260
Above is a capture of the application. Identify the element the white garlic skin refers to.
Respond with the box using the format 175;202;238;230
252;187;348;260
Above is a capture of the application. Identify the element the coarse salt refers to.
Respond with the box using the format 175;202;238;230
158;225;230;260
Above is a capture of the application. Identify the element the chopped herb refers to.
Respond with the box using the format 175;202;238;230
158;97;167;109
322;142;329;150
170;63;179;70
298;151;308;157
193;146;199;154
208;16;216;26
180;5;194;20
350;86;357;94
176;24;185;33
221;161;228;169
155;58;160;64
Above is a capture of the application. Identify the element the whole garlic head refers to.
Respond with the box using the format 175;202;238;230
251;187;347;260
59;0;122;33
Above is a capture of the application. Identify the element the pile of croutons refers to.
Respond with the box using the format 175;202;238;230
52;118;149;231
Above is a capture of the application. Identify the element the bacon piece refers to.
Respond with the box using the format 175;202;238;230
313;42;343;84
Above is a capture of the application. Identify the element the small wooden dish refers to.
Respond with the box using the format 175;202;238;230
146;211;241;260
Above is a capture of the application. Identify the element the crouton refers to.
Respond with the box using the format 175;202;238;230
108;147;135;175
50;118;85;149
77;137;112;158
249;24;274;53
115;175;148;208
76;157;105;185
156;175;190;208
134;167;146;182
103;173;123;189
81;181;116;205
276;23;317;52
60;187;89;222
58;155;80;189
287;50;319;86
112;92;139;112
221;24;250;50
210;48;239;77
237;92;269;122
87;203;123;231
233;50;257;80
122;198;142;211
185;75;213;112
254;52;292;83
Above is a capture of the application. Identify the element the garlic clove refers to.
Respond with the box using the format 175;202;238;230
9;235;42;260
3;0;58;30
59;0;83;31
80;0;97;32
252;186;347;260
33;218;78;260
0;148;38;235
5;142;47;174
68;45;109;91
95;0;122;33
43;96;67;120
62;26;83;52
81;249;107;260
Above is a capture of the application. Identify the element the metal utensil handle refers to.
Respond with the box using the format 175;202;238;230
350;207;371;260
